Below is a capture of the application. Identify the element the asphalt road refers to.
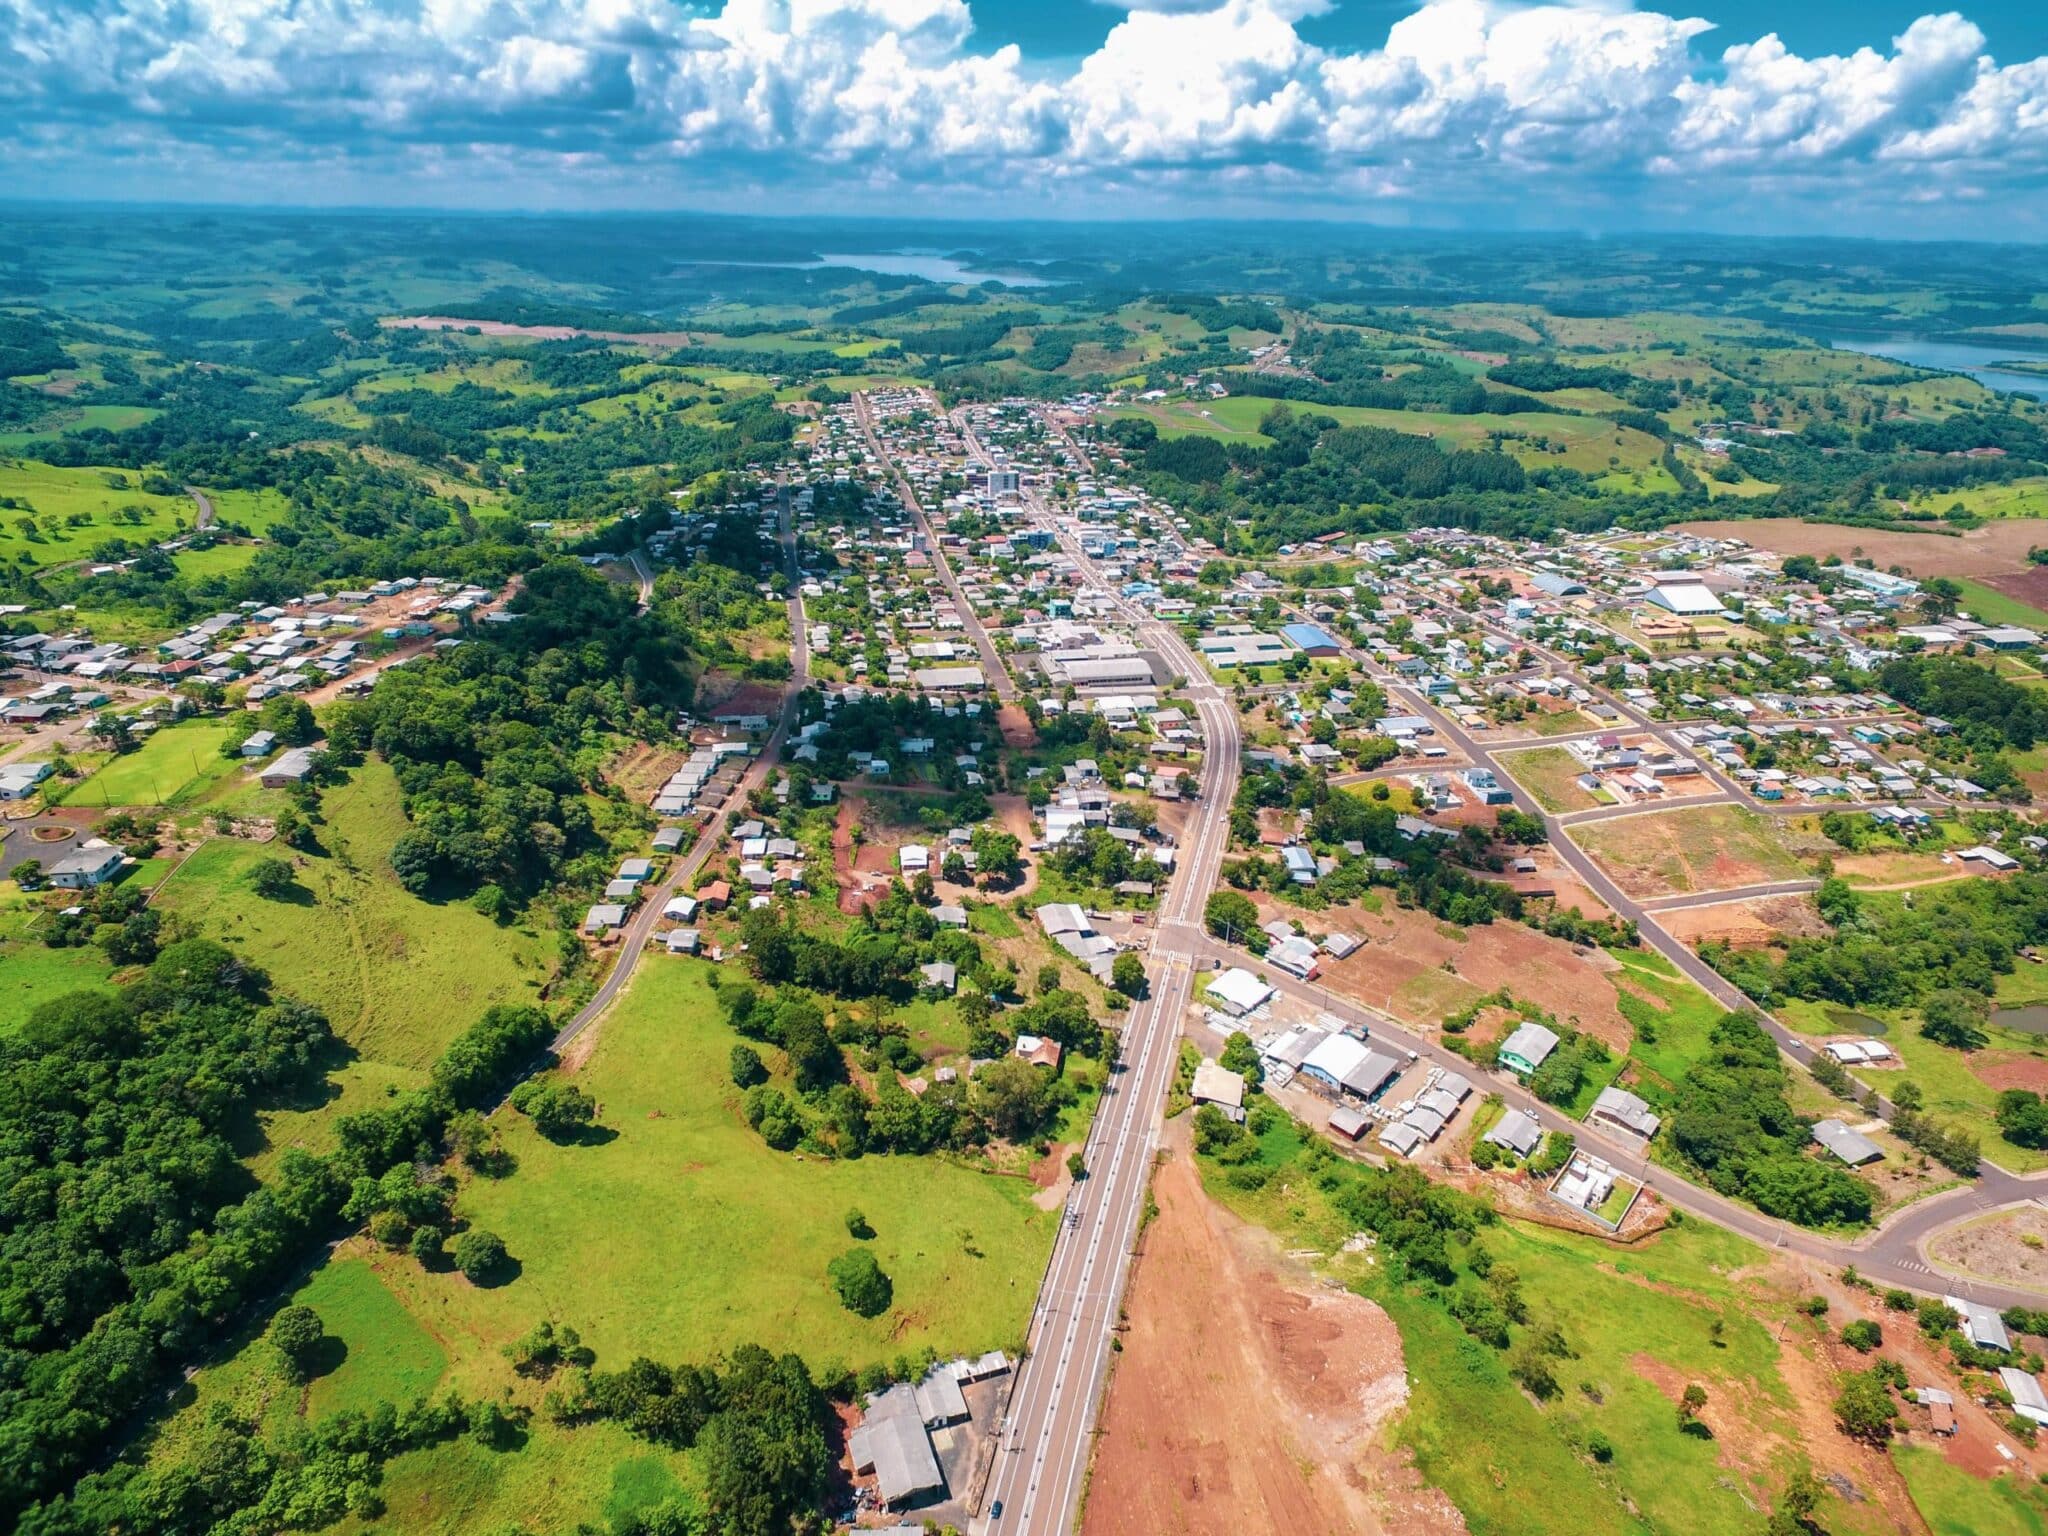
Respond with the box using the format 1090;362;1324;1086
853;392;1018;701
977;528;1243;1536
551;483;808;1054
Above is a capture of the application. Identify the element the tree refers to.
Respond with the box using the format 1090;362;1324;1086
1036;962;1063;995
266;1305;327;1383
1678;1382;1708;1432
454;1229;510;1283
974;1056;1061;1142
1840;1318;1882;1352
258;694;319;746
827;1247;892;1317
1921;988;1990;1051
844;1207;873;1240
1111;952;1146;998
248;857;297;900
1204;888;1262;949
970;825;1023;884
1832;1368;1899;1443
730;1044;768;1088
1067;1150;1087;1180
1219;1030;1264;1088
510;1080;599;1142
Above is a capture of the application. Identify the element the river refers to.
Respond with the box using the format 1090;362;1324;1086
1827;335;2047;398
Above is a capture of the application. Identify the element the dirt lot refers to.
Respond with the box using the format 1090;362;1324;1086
1083;1147;1464;1536
1928;1205;2048;1289
1278;894;1636;1049
1676;517;2048;580
1655;892;1829;949
1572;804;1815;900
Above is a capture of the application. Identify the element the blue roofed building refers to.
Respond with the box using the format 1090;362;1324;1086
1280;622;1340;657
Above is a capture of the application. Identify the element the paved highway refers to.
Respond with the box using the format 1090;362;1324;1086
552;482;808;1054
977;514;1243;1536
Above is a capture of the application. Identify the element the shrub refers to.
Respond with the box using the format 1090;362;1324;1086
1841;1319;1883;1353
454;1229;510;1283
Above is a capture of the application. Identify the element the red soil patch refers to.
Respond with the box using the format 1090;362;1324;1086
1981;565;2048;612
997;703;1039;750
380;315;697;347
1971;1052;2048;1093
1676;518;2048;581
1299;895;1636;1051
1085;1150;1463;1536
1656;893;1828;950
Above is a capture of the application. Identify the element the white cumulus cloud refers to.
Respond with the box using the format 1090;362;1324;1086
0;0;2044;227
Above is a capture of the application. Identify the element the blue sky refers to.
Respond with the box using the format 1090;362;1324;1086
4;1;2047;235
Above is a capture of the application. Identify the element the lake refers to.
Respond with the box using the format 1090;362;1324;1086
1827;335;2047;399
680;250;1048;288
1992;1004;2048;1036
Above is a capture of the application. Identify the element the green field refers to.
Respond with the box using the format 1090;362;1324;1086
0;883;120;1034
421;957;1056;1374
1205;1126;1902;1536
1496;745;1599;812
1954;577;2048;633
0;461;198;562
1895;1445;2048;1536
52;719;248;808
153;759;561;1090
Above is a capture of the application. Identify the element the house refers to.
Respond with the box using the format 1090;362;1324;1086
848;1384;945;1510
1944;1295;2010;1352
665;928;701;954
0;761;52;800
919;960;957;994
1204;967;1274;1016
663;895;699;922
2002;1368;2048;1426
1266;935;1320;980
260;748;316;788
1812;1118;1884;1166
582;903;628;934
239;729;277;758
931;903;968;928
1588;1086;1661;1142
1498;1022;1561;1076
1326;1105;1370;1141
1913;1387;1957;1435
697;880;732;911
615;857;654;885
46;839;125;889
1484;1107;1543;1159
1299;1033;1403;1102
899;844;930;875
1190;1061;1246;1117
1013;1034;1063;1070
1379;1121;1424;1158
651;826;686;853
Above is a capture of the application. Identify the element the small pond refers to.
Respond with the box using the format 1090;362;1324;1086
1824;1007;1888;1035
1991;1005;2048;1036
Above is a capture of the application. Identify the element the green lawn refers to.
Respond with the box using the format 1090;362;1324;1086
173;541;263;580
1611;947;1731;1101
153;759;561;1080
52;719;248;808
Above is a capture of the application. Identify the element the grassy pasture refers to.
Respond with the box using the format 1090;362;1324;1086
0;461;196;562
52;719;247;808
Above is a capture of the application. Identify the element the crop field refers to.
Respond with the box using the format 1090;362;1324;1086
1572;804;1812;899
153;761;560;1082
51;719;248;808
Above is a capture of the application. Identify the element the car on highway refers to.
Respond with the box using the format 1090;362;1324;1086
990;1500;1004;1520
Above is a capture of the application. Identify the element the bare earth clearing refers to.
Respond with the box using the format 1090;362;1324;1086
1084;1148;1464;1536
379;315;697;346
1927;1205;2048;1289
1676;517;2048;579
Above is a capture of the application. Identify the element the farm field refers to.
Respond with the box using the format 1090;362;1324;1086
1674;516;2048;580
51;719;248;808
1572;803;1814;899
152;759;560;1086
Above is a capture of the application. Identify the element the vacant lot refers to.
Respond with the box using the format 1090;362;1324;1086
1573;804;1812;899
0;882;120;1033
1927;1205;2048;1291
1284;893;1640;1050
154;760;559;1076
1496;746;1599;812
1085;1146;1458;1536
52;719;246;808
